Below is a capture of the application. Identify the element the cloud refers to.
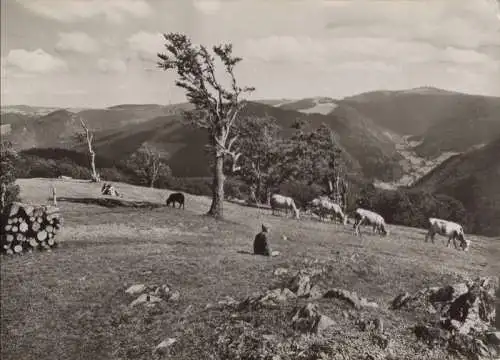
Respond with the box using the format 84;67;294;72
324;0;500;51
55;32;99;54
4;49;67;74
15;0;152;23
128;31;164;58
97;58;127;73
242;36;329;64
193;0;221;15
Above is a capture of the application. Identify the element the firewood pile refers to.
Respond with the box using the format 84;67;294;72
1;202;63;255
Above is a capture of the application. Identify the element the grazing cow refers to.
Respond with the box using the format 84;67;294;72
101;183;120;197
353;208;388;236
166;192;185;209
270;194;300;219
425;218;469;251
310;196;347;224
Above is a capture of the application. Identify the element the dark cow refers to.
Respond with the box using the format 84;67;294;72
166;192;185;209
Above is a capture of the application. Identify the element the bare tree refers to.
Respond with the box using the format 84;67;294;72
157;33;254;218
75;116;100;182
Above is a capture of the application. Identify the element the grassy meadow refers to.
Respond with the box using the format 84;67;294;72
1;178;499;360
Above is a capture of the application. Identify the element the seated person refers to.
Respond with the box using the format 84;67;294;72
254;224;279;256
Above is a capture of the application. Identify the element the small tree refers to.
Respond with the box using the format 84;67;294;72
237;116;285;203
284;124;344;190
0;141;20;211
126;144;171;188
74;116;100;182
158;33;254;218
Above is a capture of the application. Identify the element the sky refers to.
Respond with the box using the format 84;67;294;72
1;0;500;108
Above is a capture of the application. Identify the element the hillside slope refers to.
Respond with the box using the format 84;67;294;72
412;137;500;236
1;178;498;360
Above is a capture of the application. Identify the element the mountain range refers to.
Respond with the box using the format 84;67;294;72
2;87;500;234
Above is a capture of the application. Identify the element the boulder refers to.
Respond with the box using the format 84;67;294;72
324;288;378;310
153;338;177;355
130;294;163;307
273;267;289;276
288;271;312;297
290;303;335;335
125;284;146;295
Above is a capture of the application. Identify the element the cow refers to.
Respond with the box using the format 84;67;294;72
270;194;300;219
353;208;388;236
166;192;185;209
425;218;469;251
310;196;347;224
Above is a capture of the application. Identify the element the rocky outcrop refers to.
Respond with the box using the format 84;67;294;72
392;277;499;359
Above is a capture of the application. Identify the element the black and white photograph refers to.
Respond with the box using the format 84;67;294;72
1;0;500;359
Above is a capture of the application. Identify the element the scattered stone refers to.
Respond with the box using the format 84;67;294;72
414;324;450;347
169;291;180;302
125;284;146;295
218;296;238;307
238;288;297;310
290;303;335;335
153;338;177;354
308;285;324;300
324;288;378;310
288;271;312;297
273;267;289;276
130;293;163;307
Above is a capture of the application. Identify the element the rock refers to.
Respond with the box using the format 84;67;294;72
308;285;324;300
288;271;312;297
168;291;180;302
273;267;289;276
130;293;163;307
486;331;500;345
125;284;146;295
391;292;411;310
153;338;177;354
414;324;450;346
271;251;281;257
323;288;377;310
238;288;297;310
154;285;171;298
290;303;335;335
259;288;297;307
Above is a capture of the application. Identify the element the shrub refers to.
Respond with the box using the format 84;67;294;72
1;141;21;208
278;181;323;209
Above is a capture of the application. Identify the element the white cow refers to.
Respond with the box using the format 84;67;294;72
310;196;347;224
425;218;469;251
353;208;388;236
270;194;300;219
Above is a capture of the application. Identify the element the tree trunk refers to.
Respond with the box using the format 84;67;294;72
90;151;99;182
207;154;225;218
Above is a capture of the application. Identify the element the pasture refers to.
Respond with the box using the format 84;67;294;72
1;178;499;360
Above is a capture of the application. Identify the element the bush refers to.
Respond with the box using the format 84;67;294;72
354;186;468;230
168;177;212;196
1;141;21;208
278;181;323;209
225;178;248;201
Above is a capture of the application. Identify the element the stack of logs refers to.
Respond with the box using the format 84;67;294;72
1;202;63;255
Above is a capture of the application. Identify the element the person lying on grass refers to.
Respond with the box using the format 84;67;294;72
253;224;280;257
